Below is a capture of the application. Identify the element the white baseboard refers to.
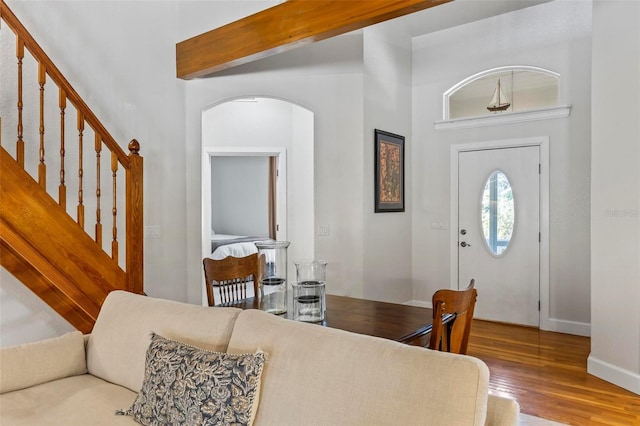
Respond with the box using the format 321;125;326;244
542;318;591;337
588;355;640;395
405;302;591;338
404;300;432;308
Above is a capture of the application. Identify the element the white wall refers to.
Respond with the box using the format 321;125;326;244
0;273;75;347
185;34;366;303
589;0;640;395
411;0;593;334
210;156;270;237
362;22;413;303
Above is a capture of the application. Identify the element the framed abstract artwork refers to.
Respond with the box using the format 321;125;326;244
374;129;405;213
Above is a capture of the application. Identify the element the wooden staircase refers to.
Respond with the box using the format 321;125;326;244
0;1;143;333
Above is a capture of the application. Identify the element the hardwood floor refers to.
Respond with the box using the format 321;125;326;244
466;320;640;425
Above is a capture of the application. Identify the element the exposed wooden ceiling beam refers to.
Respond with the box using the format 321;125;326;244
176;0;451;79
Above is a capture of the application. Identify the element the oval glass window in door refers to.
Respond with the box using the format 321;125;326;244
481;170;515;255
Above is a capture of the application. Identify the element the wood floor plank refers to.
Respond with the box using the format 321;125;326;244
467;320;640;425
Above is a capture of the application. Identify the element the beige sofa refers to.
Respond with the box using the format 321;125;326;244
0;290;519;425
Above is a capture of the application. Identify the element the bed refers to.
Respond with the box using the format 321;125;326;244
209;233;269;300
207;233;272;303
209;233;271;260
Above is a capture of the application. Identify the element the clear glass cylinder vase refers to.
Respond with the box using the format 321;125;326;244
294;260;327;285
293;260;327;321
256;241;290;315
292;281;325;322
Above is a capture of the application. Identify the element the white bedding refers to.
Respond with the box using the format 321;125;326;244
206;234;276;303
209;234;263;260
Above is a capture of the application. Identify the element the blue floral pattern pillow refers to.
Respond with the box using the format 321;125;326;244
122;332;266;426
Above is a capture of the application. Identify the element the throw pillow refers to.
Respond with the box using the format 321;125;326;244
120;332;266;426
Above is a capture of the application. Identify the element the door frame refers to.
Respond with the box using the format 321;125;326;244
450;136;550;330
201;146;288;260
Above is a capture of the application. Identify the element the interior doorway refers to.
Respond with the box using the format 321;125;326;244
200;97;315;305
210;154;279;240
203;147;287;247
450;137;550;328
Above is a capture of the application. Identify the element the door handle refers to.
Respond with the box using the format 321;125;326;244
460;241;471;247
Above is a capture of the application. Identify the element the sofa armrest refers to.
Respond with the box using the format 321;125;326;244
485;394;520;426
0;331;87;394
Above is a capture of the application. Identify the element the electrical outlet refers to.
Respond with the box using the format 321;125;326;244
317;224;330;236
144;226;161;239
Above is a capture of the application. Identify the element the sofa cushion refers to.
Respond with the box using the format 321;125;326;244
227;309;491;426
486;394;520;426
87;290;242;393
0;331;86;394
0;374;138;425
124;332;266;426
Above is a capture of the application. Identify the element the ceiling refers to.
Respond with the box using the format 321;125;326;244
403;0;552;37
181;0;555;77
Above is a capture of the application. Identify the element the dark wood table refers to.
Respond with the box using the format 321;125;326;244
222;294;433;344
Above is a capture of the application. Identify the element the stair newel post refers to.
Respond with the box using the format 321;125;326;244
111;152;119;263
16;36;24;167
58;88;66;208
126;139;143;294
76;111;84;228
94;133;102;246
38;62;46;188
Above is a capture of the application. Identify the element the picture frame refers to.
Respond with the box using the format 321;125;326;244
374;129;405;213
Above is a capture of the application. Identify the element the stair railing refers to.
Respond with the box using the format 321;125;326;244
0;0;143;293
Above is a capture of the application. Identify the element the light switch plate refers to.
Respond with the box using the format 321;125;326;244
317;224;330;236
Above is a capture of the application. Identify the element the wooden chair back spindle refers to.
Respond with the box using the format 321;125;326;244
203;254;262;306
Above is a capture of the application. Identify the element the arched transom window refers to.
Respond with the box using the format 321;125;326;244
444;66;560;120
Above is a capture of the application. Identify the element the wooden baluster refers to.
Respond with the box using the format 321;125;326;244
59;88;66;207
77;111;84;228
16;37;24;166
94;134;102;246
126;139;143;294
111;152;118;263
38;62;46;188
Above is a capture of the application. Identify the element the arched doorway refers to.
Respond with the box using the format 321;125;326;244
200;97;315;304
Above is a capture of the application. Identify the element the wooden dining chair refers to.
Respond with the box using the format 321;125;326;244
399;279;477;355
428;279;477;354
202;254;261;306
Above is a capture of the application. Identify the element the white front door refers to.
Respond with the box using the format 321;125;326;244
457;146;540;326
